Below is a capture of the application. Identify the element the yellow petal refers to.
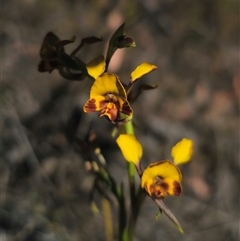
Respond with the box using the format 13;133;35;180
116;134;143;164
86;55;106;79
141;160;182;188
90;73;126;98
130;62;157;82
171;138;193;165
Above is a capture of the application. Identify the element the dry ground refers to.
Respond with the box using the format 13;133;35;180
2;0;239;241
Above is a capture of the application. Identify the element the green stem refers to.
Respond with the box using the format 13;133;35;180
124;120;136;213
127;188;147;240
128;162;135;221
124;120;137;241
124;120;134;135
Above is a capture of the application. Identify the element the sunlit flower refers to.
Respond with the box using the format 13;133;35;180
141;138;193;199
141;160;182;198
83;56;132;123
84;56;157;123
116;136;193;199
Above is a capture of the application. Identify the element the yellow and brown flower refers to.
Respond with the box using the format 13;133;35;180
83;56;133;123
140;138;193;199
83;72;133;122
141;160;182;198
83;55;158;123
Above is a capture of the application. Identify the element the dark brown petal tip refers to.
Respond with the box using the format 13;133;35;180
173;181;182;196
84;99;98;113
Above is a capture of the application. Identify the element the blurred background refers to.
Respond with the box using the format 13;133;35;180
2;0;239;240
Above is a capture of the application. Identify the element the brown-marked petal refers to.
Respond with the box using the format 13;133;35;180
83;95;106;113
118;98;133;116
141;160;182;188
161;178;182;196
99;103;118;122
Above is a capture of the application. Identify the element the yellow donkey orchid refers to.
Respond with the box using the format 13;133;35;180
117;136;193;199
141;138;193;198
83;56;132;123
83;55;157;124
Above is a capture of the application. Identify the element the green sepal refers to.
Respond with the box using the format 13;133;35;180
113;112;133;125
105;23;125;71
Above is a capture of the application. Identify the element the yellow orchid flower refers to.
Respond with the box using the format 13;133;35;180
141;160;182;198
83;56;157;123
83;56;132;123
141;138;193;198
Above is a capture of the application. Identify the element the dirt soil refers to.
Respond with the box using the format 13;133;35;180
2;0;239;241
